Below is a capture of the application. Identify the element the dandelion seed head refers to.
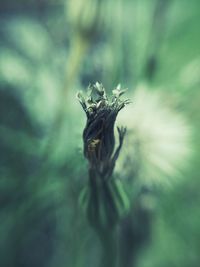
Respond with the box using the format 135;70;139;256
116;83;192;188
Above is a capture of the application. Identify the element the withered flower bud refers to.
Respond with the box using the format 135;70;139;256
77;82;130;180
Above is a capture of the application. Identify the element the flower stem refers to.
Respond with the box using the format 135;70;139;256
98;229;118;267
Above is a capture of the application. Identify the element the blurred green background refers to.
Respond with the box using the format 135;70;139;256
0;0;200;267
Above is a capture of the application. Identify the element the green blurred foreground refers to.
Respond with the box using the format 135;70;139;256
0;0;200;267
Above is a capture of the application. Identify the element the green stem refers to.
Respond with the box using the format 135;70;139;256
98;229;118;267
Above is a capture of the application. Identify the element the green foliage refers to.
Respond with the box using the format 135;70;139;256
0;0;200;267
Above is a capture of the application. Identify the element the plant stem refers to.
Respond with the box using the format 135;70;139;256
98;229;118;267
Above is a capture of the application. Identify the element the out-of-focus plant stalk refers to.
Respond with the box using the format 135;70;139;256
144;0;172;81
64;0;109;94
64;35;88;94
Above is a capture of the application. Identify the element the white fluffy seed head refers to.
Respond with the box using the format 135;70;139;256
116;83;192;188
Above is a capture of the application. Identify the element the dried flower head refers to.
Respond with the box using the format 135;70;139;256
77;82;130;180
116;83;192;187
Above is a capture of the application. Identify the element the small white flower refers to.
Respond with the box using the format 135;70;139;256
116;83;192;188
